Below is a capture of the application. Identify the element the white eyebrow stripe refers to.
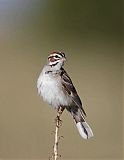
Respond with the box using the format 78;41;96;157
48;52;65;59
53;53;62;58
48;54;62;59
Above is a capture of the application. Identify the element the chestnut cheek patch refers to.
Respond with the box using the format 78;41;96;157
49;57;56;62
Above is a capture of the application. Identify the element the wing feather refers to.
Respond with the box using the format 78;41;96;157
60;68;86;117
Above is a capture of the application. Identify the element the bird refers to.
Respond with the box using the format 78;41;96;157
37;51;93;139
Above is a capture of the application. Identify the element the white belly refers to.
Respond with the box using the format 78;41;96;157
37;72;71;109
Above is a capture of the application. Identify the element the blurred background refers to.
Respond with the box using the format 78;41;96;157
0;0;123;159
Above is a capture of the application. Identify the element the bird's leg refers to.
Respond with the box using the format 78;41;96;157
56;106;65;125
53;106;65;160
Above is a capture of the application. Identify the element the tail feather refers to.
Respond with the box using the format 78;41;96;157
66;106;93;139
76;121;93;139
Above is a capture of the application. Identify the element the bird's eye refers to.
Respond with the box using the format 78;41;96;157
55;55;59;58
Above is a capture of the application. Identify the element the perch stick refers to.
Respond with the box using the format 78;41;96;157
53;107;64;160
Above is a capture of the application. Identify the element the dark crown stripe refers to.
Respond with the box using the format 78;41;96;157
49;51;65;58
58;52;65;58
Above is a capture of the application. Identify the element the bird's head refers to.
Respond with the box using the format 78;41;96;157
47;51;66;69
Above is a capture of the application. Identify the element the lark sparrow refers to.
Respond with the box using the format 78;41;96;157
37;51;93;139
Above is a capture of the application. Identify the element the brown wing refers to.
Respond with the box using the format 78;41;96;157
60;68;86;117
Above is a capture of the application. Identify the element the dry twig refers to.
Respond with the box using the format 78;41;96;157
51;107;64;160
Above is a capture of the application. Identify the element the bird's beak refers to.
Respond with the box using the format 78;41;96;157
62;57;66;61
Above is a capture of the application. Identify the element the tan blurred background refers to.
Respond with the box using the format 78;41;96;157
0;0;123;160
